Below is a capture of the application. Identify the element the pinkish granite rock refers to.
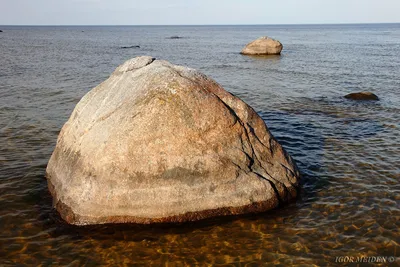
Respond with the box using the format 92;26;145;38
241;36;283;55
46;56;300;225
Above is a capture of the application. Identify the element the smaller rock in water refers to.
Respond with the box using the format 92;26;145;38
241;36;283;55
0;30;3;33
120;45;140;49
167;36;183;39
344;92;379;101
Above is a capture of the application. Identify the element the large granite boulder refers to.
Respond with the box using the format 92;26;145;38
46;56;300;225
241;37;283;55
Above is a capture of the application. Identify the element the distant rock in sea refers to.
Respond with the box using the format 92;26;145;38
241;36;283;55
344;92;379;101
0;30;3;33
120;45;140;49
167;36;183;39
46;56;300;225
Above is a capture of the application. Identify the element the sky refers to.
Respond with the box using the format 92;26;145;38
0;0;399;25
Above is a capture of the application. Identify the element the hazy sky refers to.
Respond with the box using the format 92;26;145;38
1;0;399;25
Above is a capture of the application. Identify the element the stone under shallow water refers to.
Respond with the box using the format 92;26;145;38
344;91;379;101
46;56;301;225
167;36;183;39
120;45;140;49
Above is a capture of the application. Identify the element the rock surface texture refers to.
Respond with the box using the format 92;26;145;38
46;56;300;225
241;37;283;55
344;92;379;101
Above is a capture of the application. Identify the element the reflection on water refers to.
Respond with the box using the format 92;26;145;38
0;24;399;265
244;54;282;62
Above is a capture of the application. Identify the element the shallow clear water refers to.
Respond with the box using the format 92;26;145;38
0;24;399;266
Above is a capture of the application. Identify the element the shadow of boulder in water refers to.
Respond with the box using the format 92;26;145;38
44;200;301;242
259;110;327;199
258;96;384;201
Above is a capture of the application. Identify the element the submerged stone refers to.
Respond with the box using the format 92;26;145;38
344;92;379;101
167;36;183;39
120;45;140;49
46;56;301;225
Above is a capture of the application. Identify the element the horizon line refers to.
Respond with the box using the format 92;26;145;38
1;22;400;27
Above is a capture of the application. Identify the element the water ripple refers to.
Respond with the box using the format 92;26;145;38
0;24;399;265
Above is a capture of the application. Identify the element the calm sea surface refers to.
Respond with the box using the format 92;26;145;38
0;24;399;266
